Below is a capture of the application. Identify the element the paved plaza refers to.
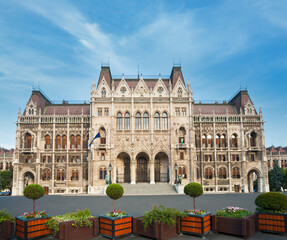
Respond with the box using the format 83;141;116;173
1;193;286;240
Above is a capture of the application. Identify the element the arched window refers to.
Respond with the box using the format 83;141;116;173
99;128;106;144
84;134;89;148
143;112;149;130
101;88;106;97
45;135;51;149
219;167;227;179
124;112;130;130
71;169;79;180
205;168;213;179
178;127;186;146
0;162;3;170
232;167;240;178
216;134;220;148
56;135;61;149
62;135;67;149
70;135;75;149
221;134;226;148
179;166;187;179
154;112;160;130
250;132;256;147
202;135;207;148
117;112;122;130
76;135;81;149
25;133;32;149
178;88;182;97
207;135;212;148
136;112;141;129
196;168;200;179
57;169;65;181
99;167;107;179
42;169;51;181
231;134;238;148
162;112;168;130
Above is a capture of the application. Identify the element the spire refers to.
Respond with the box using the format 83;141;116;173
18;108;21;117
259;107;262;115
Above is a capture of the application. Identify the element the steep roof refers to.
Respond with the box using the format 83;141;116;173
228;90;256;114
44;105;90;115
194;104;237;114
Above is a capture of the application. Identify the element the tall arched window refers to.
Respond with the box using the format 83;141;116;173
205;168;213;179
99;128;106;144
232;167;240;178
25;133;32;149
56;135;61;149
162;112;168;130
76;135;81;149
202;135;207;148
219;167;227;179
117;112;122;130
57;169;65;181
179;166;187;179
231;134;238;148
207;135;212;148
216;134;220;148
42;169;51;181
99;167;107;179
62;135;67;149
154;112;160;130
101;88;106;97
70;135;75;149
221;134;226;148
71;169;79;180
250;132;256;147
45;135;51;149
143;112;149;130
136;112;141;129
124;112;130;130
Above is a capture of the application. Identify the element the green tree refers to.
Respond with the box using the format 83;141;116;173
0;167;13;191
282;168;287;190
268;160;283;192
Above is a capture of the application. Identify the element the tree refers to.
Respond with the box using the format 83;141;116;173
23;184;45;214
106;183;124;211
184;182;203;211
282;168;287;190
0;167;13;191
268;160;283;192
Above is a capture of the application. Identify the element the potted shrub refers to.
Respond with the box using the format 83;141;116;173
181;182;211;237
15;184;51;240
99;183;132;239
133;205;185;240
0;209;15;240
255;192;287;234
45;209;98;240
212;206;257;239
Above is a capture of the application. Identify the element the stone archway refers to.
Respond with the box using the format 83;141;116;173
247;169;261;192
136;152;150;182
154;152;169;182
23;171;35;188
116;152;131;183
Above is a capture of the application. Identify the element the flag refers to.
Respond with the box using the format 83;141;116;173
89;132;101;147
181;138;184;147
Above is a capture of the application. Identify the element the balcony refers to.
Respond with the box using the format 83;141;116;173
176;143;187;149
97;144;106;150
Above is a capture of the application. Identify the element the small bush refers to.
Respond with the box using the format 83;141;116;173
0;209;14;224
23;184;45;200
106;184;124;200
255;192;287;213
184;182;203;210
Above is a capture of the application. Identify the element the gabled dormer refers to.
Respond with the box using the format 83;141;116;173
133;75;150;97
171;75;188;98
115;75;132;97
244;99;255;115
95;75;112;98
152;76;169;97
25;100;37;116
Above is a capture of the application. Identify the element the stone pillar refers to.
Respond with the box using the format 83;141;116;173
131;161;136;184
150;159;155;184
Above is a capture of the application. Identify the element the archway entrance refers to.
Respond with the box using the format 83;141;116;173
136;153;149;182
154;152;169;182
116;152;131;183
23;172;35;187
247;169;260;192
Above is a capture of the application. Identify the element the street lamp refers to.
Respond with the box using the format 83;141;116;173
174;163;178;185
108;163;112;184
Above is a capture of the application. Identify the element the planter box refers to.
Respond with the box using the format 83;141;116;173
180;212;211;237
257;212;287;234
133;217;179;240
99;215;133;239
55;217;98;240
0;220;14;240
15;216;51;240
212;214;258;239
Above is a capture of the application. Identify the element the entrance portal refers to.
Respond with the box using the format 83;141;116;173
116;152;131;183
137;158;148;182
247;169;260;192
154;152;169;182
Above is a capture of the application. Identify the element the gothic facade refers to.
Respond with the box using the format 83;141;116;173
12;65;269;195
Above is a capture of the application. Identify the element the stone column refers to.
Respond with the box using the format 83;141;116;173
131;160;136;184
150;158;155;184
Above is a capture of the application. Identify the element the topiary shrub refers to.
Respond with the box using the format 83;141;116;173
106;183;124;212
255;192;287;213
184;182;203;211
23;184;45;214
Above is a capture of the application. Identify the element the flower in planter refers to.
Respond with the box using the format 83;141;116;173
184;209;207;215
105;210;127;218
21;210;48;219
216;206;252;218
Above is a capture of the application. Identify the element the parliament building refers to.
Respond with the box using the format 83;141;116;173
11;65;269;195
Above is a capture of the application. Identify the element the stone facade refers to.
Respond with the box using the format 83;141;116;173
0;148;13;171
12;65;269;195
266;146;287;169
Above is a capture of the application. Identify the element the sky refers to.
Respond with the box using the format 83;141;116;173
0;0;286;149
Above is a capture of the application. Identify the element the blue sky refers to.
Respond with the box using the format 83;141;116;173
0;0;286;149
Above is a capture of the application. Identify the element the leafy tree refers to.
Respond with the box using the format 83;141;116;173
268;160;283;192
23;184;45;214
184;182;203;211
0;167;13;191
282;168;287;190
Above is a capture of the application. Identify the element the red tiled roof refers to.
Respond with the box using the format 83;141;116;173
194;104;237;114
44;105;90;115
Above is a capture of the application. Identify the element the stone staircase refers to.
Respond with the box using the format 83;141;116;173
120;183;177;195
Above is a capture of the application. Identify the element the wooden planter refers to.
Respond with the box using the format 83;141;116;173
99;215;133;239
257;212;287;234
55;217;98;240
212;214;258;239
180;212;211;237
133;217;179;240
15;216;51;240
0;220;14;240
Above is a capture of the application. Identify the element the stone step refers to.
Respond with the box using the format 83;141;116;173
120;183;177;195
